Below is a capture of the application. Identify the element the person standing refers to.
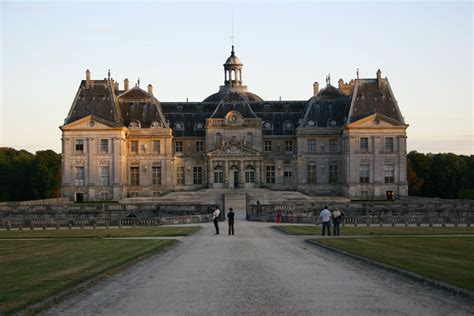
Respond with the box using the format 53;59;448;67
320;206;331;236
227;208;235;235
213;206;220;235
332;208;342;236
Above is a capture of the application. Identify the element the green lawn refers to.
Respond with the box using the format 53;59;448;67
0;226;200;238
0;239;176;315
310;237;474;291
273;225;474;236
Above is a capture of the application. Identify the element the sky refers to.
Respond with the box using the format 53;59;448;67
0;1;472;155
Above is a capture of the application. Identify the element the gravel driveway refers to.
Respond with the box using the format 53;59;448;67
42;221;474;315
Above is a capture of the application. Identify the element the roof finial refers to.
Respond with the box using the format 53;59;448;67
108;69;111;80
356;68;359;79
326;73;331;85
230;8;236;54
137;77;140;87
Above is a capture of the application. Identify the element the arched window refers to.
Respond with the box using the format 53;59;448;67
129;120;141;128
283;121;293;130
263;121;273;130
245;165;255;183
214;166;223;183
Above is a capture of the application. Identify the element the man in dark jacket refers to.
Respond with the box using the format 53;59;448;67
227;208;235;235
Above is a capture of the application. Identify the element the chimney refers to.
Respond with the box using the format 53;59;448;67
147;84;153;95
313;81;319;96
124;78;129;91
114;81;119;91
376;69;382;87
86;69;91;89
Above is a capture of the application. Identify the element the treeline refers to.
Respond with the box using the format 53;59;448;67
0;148;61;202
408;151;474;199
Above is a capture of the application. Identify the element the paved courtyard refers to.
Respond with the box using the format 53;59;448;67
43;221;473;315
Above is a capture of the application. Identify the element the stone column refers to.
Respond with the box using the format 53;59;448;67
256;160;260;185
224;159;229;187
239;160;244;187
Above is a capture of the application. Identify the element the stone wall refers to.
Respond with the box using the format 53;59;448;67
0;202;216;228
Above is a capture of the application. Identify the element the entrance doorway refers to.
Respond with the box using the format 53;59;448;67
386;191;394;200
75;192;84;202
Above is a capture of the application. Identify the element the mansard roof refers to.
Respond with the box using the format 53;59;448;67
65;80;120;125
210;103;258;119
347;78;404;124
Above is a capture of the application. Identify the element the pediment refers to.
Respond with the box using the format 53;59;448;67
208;144;261;157
347;113;407;129
61;115;122;130
117;87;152;100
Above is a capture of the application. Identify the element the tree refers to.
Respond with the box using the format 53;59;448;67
31;150;62;199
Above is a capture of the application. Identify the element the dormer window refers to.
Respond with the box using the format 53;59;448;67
129;120;141;128
194;122;204;130
328;119;337;127
263;121;273;130
174;121;184;131
307;120;316;127
283;121;294;130
151;121;162;128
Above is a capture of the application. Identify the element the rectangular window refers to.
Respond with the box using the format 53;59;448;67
359;163;369;184
100;166;109;186
75;139;84;154
129;191;139;198
100;192;109;200
177;166;185;185
75;166;85;186
130;141;138;154
193;166;203;185
329;163;338;184
308;139;316;152
266;165;275;183
152;166;161;185
130;167;140;185
360;137;368;152
264;141;272;152
385;137;394;152
329;139;337;152
307;164;317;184
175;141;183;153
196;141;204;152
99;139;109;154
284;171;292;184
245;168;255;183
285;140;293;152
384;164;395;183
214;168;224;183
152;140;161;154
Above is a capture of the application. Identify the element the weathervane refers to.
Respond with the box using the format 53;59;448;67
229;9;236;46
326;73;331;85
356;68;359;79
108;69;111;80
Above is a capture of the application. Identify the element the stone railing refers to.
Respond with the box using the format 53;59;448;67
248;199;474;225
0;197;70;206
0;202;217;229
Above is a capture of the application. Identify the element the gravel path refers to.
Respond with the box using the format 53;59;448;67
42;221;474;316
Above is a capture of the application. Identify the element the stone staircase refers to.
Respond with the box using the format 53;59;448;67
224;193;247;220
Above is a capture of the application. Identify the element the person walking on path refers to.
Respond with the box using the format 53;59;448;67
320;206;331;236
332;208;342;236
227;208;235;235
213;206;220;235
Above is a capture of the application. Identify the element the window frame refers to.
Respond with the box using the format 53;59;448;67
266;165;275;184
264;141;272;152
130;166;140;186
99;139;109;154
308;139;316;152
307;164;317;184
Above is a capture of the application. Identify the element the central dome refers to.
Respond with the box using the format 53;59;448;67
203;46;263;103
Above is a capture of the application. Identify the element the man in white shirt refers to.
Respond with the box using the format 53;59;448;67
320;206;331;236
213;206;221;235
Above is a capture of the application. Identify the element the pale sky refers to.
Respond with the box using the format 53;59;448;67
1;1;472;155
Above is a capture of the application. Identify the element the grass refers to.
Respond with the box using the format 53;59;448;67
0;226;201;238
273;225;474;236
0;239;176;315
311;237;474;291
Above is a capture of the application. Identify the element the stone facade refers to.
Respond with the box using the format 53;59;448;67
61;47;408;201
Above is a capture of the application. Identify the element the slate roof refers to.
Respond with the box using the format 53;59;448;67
347;79;404;124
64;75;405;136
203;90;263;103
65;80;120;125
